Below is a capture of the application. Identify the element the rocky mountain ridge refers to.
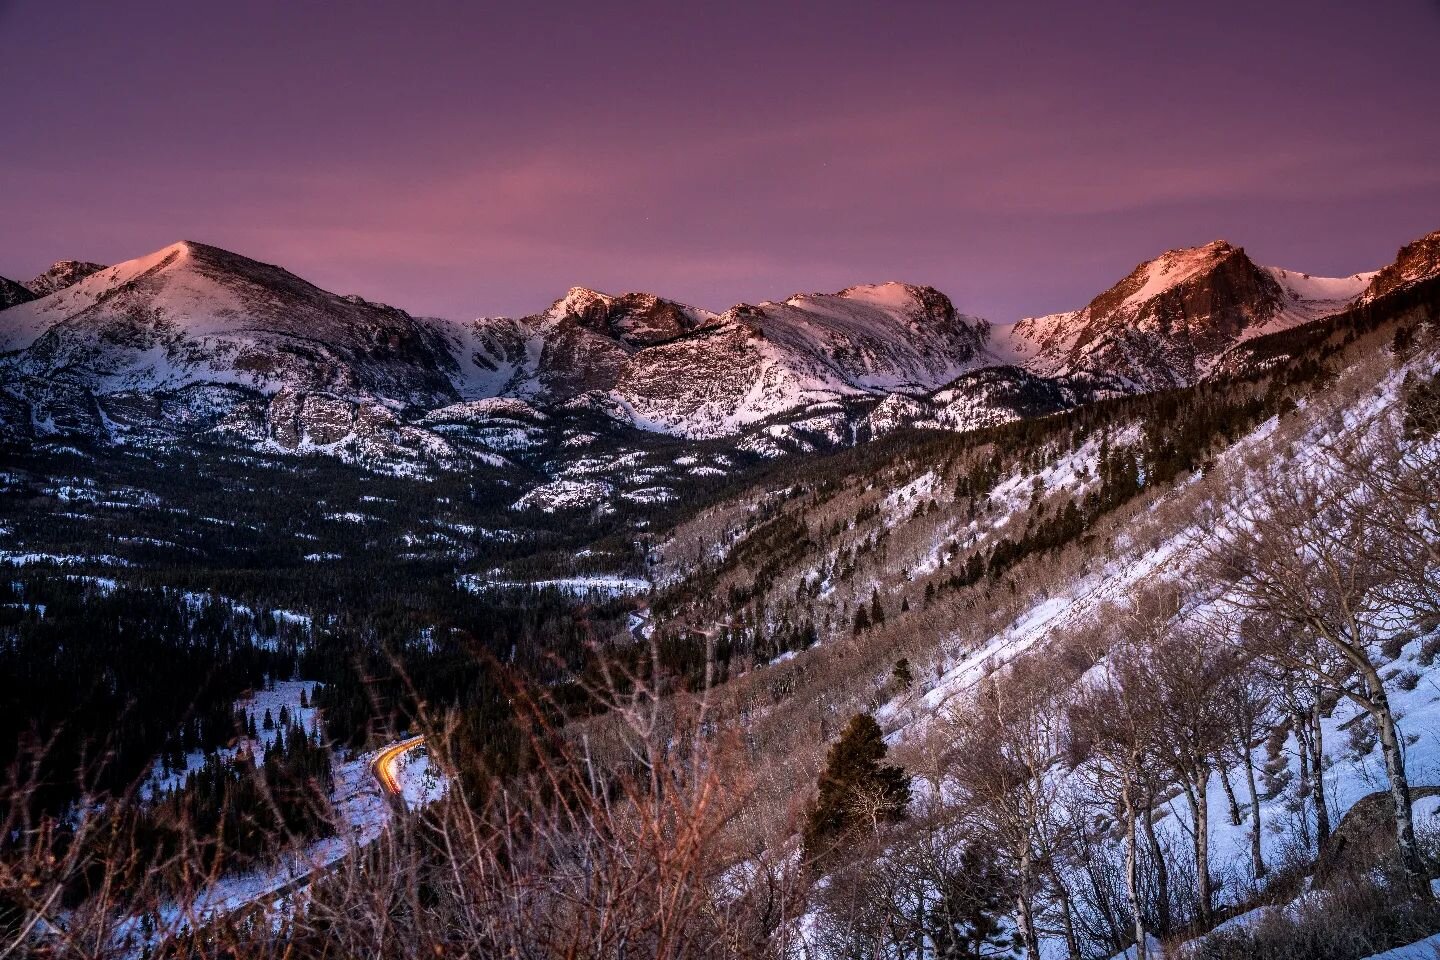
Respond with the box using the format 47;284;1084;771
3;229;1435;508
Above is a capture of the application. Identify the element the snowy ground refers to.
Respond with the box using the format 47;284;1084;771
113;676;455;953
113;748;395;955
850;352;1440;958
458;572;650;598
388;742;448;808
114;733;451;956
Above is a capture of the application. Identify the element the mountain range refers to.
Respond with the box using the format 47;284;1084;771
3;228;1437;501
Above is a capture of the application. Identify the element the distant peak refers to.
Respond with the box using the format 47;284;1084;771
550;286;615;317
44;258;107;272
1149;239;1239;264
836;280;922;301
24;258;108;297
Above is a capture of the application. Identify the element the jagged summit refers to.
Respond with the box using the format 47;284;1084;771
996;239;1372;389
436;278;992;438
1362;229;1440;304
543;286;718;348
24;258;108;298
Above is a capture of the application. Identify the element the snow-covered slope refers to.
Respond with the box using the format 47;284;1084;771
613;282;990;438
0;241;458;404
438;281;990;439
996;240;1372;389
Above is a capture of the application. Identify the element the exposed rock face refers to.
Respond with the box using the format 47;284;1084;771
999;241;1369;390
438;288;720;403
266;389;356;448
604;282;991;438
0;275;36;310
1362;230;1440;303
556;288;715;347
25;259;107;297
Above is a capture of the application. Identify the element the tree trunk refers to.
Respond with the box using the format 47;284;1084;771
1016;845;1041;958
1367;676;1432;899
1123;782;1148;960
1141;805;1171;935
1015;892;1040;960
1309;703;1331;852
1195;768;1212;929
1219;764;1242;827
1295;721;1314;851
1051;872;1082;960
914;877;926;960
1243;748;1267;879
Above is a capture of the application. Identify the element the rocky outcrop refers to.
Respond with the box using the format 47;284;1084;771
0;275;36;310
1362;230;1440;304
25;259;107;297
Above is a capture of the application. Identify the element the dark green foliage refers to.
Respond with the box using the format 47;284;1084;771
803;713;911;862
1402;369;1440;439
928;841;1016;959
853;604;871;635
140;719;334;872
891;658;913;690
0;580;285;817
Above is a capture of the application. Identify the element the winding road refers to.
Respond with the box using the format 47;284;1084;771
371;734;426;801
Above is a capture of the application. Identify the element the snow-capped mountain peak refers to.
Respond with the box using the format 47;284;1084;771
3;228;1431;477
996;240;1371;389
0;239;458;404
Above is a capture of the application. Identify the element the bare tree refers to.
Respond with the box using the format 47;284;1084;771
1218;649;1279;880
1066;637;1164;960
1331;392;1440;629
1211;465;1432;897
944;656;1071;958
1148;622;1235;929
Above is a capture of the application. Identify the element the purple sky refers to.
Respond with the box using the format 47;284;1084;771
2;0;1438;322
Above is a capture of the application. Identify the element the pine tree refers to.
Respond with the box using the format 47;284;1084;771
853;604;871;635
802;713;911;862
928;840;1014;959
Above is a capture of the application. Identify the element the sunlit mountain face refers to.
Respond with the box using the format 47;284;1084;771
4;2;1440;957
